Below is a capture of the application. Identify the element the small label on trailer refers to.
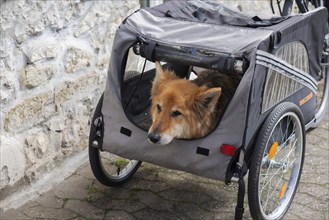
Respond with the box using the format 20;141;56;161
299;92;313;106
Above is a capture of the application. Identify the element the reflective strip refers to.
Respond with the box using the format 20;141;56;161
256;50;318;94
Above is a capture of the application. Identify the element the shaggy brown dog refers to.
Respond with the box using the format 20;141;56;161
148;62;240;145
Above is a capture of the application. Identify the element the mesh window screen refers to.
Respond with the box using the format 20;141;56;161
262;42;309;112
122;48;155;130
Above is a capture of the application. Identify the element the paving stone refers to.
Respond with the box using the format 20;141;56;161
136;191;174;211
174;202;215;220
293;192;328;211
53;174;93;200
105;210;136;220
133;164;160;181
284;211;305;220
22;205;78;219
132;208;188;220
0;208;29;219
19;201;40;211
154;169;187;185
36;190;64;208
124;179;170;193
198;183;238;201
76;164;96;180
298;182;329;198
214;212;236;220
92;197;145;213
64;199;105;219
93;182;131;199
158;189;213;204
288;201;326;220
198;198;237;213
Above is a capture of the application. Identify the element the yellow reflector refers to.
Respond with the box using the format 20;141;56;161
268;142;279;160
279;183;288;199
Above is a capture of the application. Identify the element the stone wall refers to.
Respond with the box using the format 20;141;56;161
0;0;140;198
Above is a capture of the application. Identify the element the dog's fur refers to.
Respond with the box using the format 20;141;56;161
148;62;241;145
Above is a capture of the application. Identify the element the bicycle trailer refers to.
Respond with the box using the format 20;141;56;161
89;1;328;219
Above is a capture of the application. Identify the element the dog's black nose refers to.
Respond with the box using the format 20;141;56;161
148;132;161;144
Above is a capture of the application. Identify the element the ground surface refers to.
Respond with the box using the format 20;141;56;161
1;110;328;220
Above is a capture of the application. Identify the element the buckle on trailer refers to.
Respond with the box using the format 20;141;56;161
134;36;157;62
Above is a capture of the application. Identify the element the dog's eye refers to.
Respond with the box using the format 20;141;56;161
171;110;182;117
156;104;161;113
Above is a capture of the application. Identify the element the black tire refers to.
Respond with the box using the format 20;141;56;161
89;94;142;187
248;102;305;220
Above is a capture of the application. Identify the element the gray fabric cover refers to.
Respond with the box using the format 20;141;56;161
101;0;328;181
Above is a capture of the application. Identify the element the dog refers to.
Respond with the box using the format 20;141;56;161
148;61;241;145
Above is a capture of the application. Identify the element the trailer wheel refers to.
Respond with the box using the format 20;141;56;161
248;102;305;220
89;94;141;187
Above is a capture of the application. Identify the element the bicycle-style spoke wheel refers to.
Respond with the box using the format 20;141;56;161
89;94;141;187
248;102;305;220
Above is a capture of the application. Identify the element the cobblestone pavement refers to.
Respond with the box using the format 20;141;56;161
1;110;328;220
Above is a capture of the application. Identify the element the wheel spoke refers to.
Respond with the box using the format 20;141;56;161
263;175;284;213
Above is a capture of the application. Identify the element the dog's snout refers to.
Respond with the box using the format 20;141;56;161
148;132;161;144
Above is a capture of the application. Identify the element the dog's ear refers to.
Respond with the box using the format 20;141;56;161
155;61;164;75
154;61;176;83
195;87;222;116
152;62;177;95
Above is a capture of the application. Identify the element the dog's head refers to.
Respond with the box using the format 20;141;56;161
148;62;222;145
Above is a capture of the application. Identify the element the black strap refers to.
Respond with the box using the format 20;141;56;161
138;36;157;62
235;163;247;220
225;147;243;185
234;149;248;220
144;40;157;62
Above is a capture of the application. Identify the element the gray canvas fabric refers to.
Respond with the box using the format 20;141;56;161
101;0;328;181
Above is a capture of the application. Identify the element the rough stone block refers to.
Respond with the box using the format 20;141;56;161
0;36;13;59
62;122;75;152
49;131;63;153
58;1;88;24
25;132;49;164
54;73;99;108
4;92;55;132
41;5;63;32
28;19;46;36
0;135;26;190
22;38;59;63
45;117;64;133
64;47;92;74
61;114;89;154
14;23;29;44
96;49;111;70
75;3;117;38
23;63;57;88
0;69;16;105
